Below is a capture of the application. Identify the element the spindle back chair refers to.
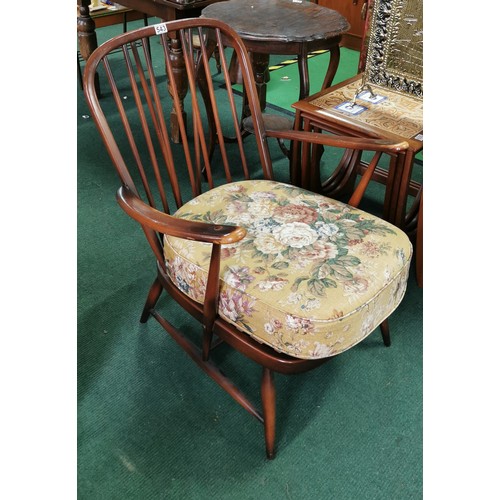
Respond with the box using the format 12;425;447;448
83;17;412;459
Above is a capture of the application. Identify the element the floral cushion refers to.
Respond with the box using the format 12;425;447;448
164;180;412;360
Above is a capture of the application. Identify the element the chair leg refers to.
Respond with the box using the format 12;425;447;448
380;319;391;347
140;277;163;323
261;368;276;459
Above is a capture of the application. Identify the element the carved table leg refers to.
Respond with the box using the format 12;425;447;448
251;52;270;112
297;42;341;101
161;5;208;144
297;48;310;101
196;40;218;161
239;51;270;131
77;0;100;96
168;35;188;144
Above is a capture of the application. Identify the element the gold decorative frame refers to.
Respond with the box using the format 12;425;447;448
365;0;423;98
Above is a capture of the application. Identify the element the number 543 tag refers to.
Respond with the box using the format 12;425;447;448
154;23;168;35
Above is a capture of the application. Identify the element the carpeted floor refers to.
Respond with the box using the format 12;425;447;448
78;17;422;499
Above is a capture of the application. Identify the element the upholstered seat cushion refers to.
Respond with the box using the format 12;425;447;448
164;180;412;360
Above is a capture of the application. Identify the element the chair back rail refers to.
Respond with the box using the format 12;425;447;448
84;19;273;215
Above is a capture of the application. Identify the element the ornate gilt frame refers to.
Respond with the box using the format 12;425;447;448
365;0;423;98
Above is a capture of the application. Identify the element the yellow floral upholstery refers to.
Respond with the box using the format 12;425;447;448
164;180;412;360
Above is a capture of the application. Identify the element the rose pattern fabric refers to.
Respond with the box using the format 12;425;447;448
164;180;412;359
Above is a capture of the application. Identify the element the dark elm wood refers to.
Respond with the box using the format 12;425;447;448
140;277;163;323
261;368;276;459
156;258;328;376
83;19;408;458
380;319;391;347
202;244;222;361
151;307;266;423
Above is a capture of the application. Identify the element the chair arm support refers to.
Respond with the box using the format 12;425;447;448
116;185;247;245
265;129;409;153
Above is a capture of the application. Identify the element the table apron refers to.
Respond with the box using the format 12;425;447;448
295;110;423;153
219;35;342;56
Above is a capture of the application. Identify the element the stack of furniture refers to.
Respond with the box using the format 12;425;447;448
291;0;423;286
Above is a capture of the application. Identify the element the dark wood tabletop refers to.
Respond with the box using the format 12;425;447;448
202;0;349;46
202;0;349;107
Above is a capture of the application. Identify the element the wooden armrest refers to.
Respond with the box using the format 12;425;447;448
265;129;409;153
116;186;246;245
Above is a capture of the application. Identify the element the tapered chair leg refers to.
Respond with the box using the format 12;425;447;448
380;319;391;347
261;367;276;459
140;277;163;323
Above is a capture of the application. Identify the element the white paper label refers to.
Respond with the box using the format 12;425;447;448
335;102;367;115
357;91;387;104
154;23;168;35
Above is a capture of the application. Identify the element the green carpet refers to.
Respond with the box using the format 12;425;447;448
232;48;359;116
266;49;360;113
78;18;422;499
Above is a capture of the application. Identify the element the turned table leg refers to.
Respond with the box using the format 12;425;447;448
251;52;271;112
167;35;188;144
77;0;100;96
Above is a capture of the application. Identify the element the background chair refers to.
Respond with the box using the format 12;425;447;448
83;18;412;458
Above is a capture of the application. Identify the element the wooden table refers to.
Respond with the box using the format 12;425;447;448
201;0;349;111
84;5;147;29
291;74;423;232
77;0;222;59
77;4;149;87
77;0;223;138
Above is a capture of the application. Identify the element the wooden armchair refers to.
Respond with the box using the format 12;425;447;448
83;18;412;459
